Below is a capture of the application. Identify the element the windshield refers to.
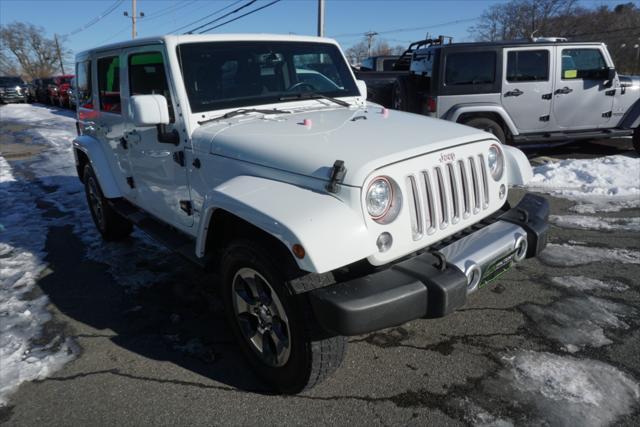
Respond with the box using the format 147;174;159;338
59;77;72;84
0;77;24;86
178;41;359;113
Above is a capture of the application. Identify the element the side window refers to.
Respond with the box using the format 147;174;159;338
76;60;93;109
97;56;121;113
445;51;496;85
382;59;397;71
561;49;607;80
507;50;549;82
128;51;173;121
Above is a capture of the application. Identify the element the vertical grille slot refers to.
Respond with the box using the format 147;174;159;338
447;163;460;223
422;170;436;234
434;166;449;228
478;154;490;209
406;175;423;239
458;160;470;218
468;157;481;213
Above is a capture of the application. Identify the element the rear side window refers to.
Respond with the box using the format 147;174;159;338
507;50;549;82
128;51;173;121
561;49;607;80
382;59;397;71
76;60;93;109
97;56;121;113
445;51;496;85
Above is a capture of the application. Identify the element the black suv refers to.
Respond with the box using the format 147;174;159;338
0;76;29;104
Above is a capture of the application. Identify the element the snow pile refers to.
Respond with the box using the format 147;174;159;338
550;215;640;232
528;155;640;212
0;157;75;406
539;243;640;267
521;296;634;352
550;276;629;292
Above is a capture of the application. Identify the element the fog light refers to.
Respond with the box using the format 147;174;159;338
376;232;393;252
499;184;506;199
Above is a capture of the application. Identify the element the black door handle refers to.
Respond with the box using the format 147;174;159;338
555;87;573;95
505;88;523;97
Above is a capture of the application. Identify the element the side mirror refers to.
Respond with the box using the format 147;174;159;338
607;67;616;80
130;94;170;126
130;94;178;145
356;79;367;99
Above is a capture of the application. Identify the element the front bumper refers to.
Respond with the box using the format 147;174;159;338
309;193;549;336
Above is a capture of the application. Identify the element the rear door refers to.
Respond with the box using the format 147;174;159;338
501;47;554;132
123;46;193;227
553;46;614;129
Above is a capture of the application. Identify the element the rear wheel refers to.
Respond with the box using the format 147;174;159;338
462;117;507;145
633;127;640;155
392;75;419;113
83;165;132;241
220;239;346;394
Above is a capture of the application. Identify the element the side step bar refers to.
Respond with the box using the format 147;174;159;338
108;198;210;268
512;128;633;144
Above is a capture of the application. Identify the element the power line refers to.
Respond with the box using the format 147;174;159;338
139;0;199;23
186;0;258;34
65;0;124;37
331;17;481;39
170;0;244;34
198;0;282;33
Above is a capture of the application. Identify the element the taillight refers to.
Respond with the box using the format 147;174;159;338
426;96;437;113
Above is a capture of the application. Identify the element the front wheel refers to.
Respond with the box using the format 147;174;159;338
220;239;346;394
83;165;132;241
462;116;507;145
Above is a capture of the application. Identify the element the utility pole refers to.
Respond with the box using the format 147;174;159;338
365;31;378;57
123;0;144;39
317;0;325;37
54;34;65;74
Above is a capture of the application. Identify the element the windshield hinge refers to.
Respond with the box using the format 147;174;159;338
173;150;185;167
326;160;347;194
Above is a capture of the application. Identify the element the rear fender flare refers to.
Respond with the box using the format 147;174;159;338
196;176;373;274
73;135;121;198
443;104;519;136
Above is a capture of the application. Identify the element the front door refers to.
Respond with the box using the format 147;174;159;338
123;47;193;228
501;47;554;132
553;47;615;129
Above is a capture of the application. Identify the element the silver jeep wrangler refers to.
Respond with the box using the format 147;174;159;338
73;34;549;393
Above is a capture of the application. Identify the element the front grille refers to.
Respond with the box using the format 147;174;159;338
406;154;491;240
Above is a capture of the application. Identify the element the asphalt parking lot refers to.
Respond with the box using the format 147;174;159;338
1;104;639;426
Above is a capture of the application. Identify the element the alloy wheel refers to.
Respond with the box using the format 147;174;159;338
231;267;291;367
87;176;105;230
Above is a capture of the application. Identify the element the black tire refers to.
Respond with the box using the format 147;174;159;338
392;75;419;113
633;127;640;155
220;239;346;394
462;116;507;145
83;165;132;241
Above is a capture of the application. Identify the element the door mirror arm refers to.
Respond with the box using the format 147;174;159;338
156;124;180;145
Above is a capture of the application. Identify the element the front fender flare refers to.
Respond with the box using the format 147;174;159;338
73;135;121;198
196;176;374;274
504;145;532;186
443;103;519;136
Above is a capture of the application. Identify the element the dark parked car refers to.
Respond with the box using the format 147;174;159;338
32;78;55;104
0;76;29;103
48;75;75;107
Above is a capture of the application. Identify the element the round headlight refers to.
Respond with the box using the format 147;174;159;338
487;144;504;181
367;177;392;219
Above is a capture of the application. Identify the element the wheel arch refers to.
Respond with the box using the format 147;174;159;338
196;176;373;274
73;135;121;198
444;104;519;137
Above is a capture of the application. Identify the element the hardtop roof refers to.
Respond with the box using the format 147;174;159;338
416;39;605;52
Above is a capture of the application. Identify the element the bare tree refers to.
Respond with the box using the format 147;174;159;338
346;38;406;65
0;22;71;79
469;0;579;41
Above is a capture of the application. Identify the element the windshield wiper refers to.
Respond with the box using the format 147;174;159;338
198;108;290;125
279;92;350;108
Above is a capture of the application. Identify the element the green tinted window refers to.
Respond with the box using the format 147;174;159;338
128;51;173;121
97;56;121;113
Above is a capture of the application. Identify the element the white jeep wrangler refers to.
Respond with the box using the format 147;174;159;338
73;35;549;393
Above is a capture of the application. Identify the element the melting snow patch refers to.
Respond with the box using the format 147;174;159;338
539;243;640;267
550;276;629;292
487;351;640;427
521;296;634;352
550;214;640;232
0;156;75;406
528;155;640;212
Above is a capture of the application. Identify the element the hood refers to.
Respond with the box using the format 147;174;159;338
619;75;640;88
195;106;491;187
